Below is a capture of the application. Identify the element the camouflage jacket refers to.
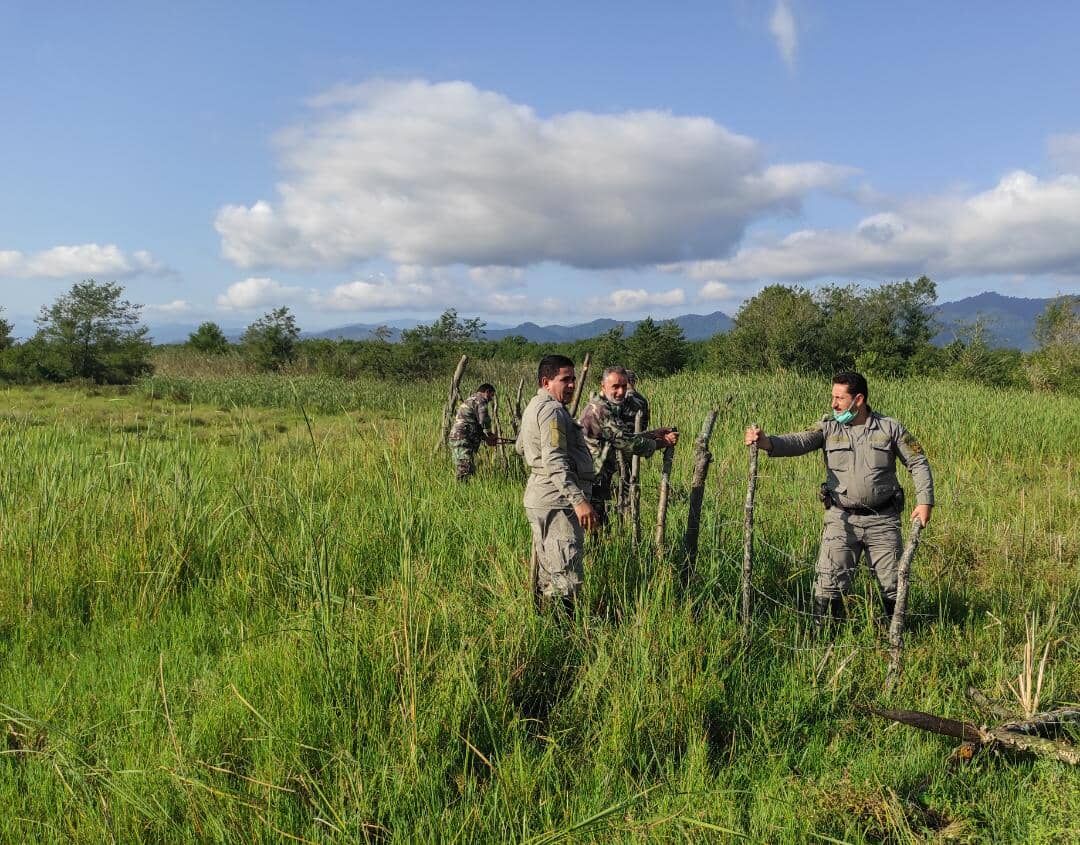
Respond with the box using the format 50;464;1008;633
448;392;492;446
623;389;650;430
766;410;934;510
578;393;658;476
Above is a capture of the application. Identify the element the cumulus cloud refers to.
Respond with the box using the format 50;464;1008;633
676;170;1080;284
0;244;165;278
770;1;798;70
698;281;735;300
216;79;852;271
145;299;192;315
585;287;686;313
216;277;305;310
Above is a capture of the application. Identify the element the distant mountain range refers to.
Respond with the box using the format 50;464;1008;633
147;292;1069;350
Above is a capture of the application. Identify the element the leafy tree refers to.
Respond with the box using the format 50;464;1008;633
627;318;688;376
241;306;300;371
30;279;152;383
0;307;13;351
1025;294;1080;393
943;319;1024;388
187;321;231;354
591;325;628;371
401;309;485;344
721;284;824;371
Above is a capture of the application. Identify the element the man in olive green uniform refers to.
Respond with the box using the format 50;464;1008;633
516;355;598;611
448;383;498;480
745;372;933;630
579;366;678;526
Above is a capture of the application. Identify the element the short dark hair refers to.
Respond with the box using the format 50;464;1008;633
833;371;869;401
538;354;574;385
477;383;496;394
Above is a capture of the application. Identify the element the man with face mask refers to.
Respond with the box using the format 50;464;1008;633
579;365;679;527
744;371;934;633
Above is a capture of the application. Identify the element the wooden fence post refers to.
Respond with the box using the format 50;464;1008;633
741;426;759;638
569;352;591;418
887;518;923;681
681;408;718;588
437;355;468;451
630;409;643;546
654;444;675;557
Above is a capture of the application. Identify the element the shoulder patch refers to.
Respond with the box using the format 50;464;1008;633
902;431;924;455
549;417;566;449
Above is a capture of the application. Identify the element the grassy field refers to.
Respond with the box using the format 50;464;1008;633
1;370;1077;843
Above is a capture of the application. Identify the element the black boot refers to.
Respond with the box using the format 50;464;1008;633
879;596;897;631
812;597;832;638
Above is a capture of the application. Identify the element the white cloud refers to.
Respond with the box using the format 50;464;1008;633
770;1;798;70
698;281;735;300
1048;132;1080;174
467;265;525;289
0;243;165;279
145;299;192;315
586;287;686;313
676;170;1080;284
216;79;852;271
216;277;305;310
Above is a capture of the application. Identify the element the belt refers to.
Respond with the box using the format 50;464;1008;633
836;503;879;516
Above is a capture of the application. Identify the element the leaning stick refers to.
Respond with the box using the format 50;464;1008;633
681;408;719;588
569;352;591;418
654;444;674;557
630;410;643;546
741;424;759;637
511;377;525;435
886;518;924;680
491;393;509;471
437;354;469;451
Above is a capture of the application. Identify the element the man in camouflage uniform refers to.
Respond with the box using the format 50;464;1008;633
623;370;650;430
448;383;498;481
515;355;598;613
745;371;933;632
579;366;679;527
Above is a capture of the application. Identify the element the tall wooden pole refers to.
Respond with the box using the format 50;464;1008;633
887;519;924;681
741;426;759;638
630;409;643;546
569;352;591;418
654;444;674;557
681;408;718;588
491;393;509;471
511;377;525;436
437;355;468;451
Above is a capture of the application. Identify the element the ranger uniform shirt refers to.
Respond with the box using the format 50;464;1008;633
767;410;934;510
578;393;658;476
516;389;596;508
448;392;492;446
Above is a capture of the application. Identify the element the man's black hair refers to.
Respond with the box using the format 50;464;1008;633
537;354;574;385
833;371;869;401
477;383;496;394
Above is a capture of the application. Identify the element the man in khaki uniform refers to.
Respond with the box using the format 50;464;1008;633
579;366;678;526
516;354;598;612
745;371;933;631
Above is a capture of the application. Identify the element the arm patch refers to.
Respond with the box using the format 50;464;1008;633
902;431;924;454
549;418;566;449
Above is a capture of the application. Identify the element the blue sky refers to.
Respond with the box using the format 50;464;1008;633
3;1;1079;335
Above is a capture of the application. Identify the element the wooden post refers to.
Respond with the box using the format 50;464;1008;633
654;444;674;557
741;426;759;637
615;451;628;521
887;518;924;681
437;355;469;451
681;409;718;588
569;352;591;418
491;393;509;471
511;377;525;436
630;410;643;547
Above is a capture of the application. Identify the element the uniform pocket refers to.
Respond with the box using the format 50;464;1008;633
870;443;893;468
825;440;853;472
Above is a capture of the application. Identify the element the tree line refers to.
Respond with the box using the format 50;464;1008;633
1;277;1076;393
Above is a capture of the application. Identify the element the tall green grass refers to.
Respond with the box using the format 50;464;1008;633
0;373;1077;842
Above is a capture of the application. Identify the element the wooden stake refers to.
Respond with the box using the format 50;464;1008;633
437;355;469;451
886;518;923;681
491;393;509;471
569;352;591;418
741;425;759;637
681;409;718;588
511;377;525;436
630;409;643;547
654;445;674;557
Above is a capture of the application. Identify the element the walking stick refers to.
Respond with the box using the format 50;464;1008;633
887;518;924;682
741;426;759;638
